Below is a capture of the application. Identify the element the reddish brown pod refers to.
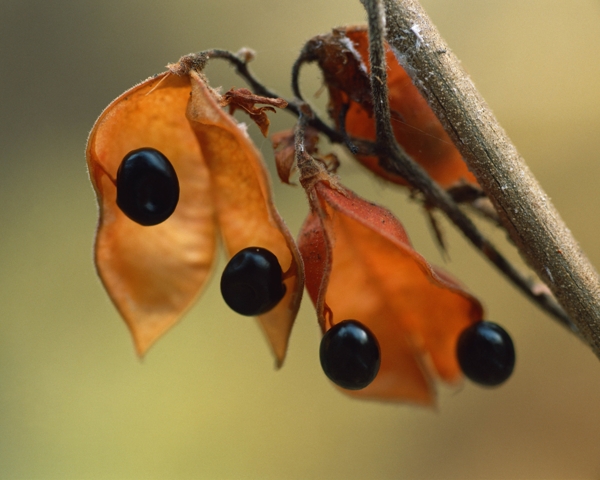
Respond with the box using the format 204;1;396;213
86;56;303;365
295;150;483;404
301;26;478;189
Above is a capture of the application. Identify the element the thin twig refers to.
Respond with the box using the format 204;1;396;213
337;103;359;154
206;50;286;105
360;0;579;336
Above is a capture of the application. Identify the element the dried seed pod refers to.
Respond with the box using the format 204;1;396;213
297;154;483;404
303;26;478;189
86;57;303;365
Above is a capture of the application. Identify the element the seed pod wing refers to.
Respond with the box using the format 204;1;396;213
86;72;217;355
298;179;483;404
186;71;304;367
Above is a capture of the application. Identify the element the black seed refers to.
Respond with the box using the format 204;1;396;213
320;319;380;390
220;247;286;316
116;148;179;226
456;320;515;386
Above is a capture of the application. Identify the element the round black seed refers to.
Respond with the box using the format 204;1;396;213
220;247;286;316
116;147;179;226
320;319;380;390
456;320;515;386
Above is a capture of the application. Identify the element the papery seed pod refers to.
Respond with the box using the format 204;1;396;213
86;56;303;365
296;155;483;404
302;26;478;189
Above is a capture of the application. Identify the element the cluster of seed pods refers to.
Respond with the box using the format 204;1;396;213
86;27;515;404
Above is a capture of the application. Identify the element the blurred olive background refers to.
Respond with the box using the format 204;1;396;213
1;1;600;478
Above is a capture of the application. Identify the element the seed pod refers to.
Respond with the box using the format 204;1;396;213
86;56;303;365
302;25;478;188
297;155;483;404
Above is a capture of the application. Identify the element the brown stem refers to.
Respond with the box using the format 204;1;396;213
361;0;581;337
206;50;285;105
337;103;359;154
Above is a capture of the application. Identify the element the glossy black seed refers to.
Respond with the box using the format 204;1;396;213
220;247;286;316
320;319;380;390
457;320;515;386
116;148;179;226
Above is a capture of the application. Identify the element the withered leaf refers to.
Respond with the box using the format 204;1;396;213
221;87;288;137
271;129;297;185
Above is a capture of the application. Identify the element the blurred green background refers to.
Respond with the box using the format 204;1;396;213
1;1;600;478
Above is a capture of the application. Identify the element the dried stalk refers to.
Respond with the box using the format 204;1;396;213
369;0;600;356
